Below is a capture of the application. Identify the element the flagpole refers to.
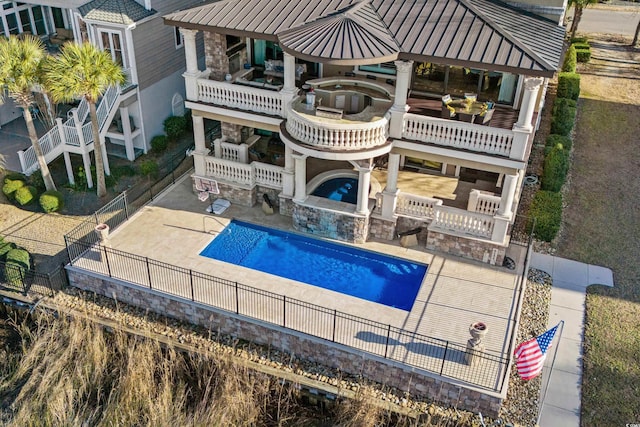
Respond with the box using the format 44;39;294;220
536;320;564;425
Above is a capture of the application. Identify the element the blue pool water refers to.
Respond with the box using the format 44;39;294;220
199;220;426;310
312;177;359;204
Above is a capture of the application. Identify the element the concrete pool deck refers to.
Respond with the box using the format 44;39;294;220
72;172;525;392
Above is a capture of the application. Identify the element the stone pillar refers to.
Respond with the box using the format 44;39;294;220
181;29;200;101
515;77;544;131
293;154;307;201
388;60;413;139
282;145;294;197
221;122;243;143
380;153;400;218
497;173;518;217
354;160;373;215
205;31;229;81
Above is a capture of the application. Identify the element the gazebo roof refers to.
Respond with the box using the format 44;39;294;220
164;0;566;76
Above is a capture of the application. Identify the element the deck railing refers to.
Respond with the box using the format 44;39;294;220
403;114;517;158
197;78;284;117
396;193;443;219
468;190;501;215
431;206;495;239
202;156;283;189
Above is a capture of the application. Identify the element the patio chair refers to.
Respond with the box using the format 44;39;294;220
464;93;477;101
474;108;495;126
441;94;455;119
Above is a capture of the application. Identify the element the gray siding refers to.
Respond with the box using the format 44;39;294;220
133;0;205;91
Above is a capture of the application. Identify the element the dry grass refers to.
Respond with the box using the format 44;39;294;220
555;35;640;426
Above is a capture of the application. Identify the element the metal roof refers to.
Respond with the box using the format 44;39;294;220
278;2;400;65
164;0;566;76
79;0;156;25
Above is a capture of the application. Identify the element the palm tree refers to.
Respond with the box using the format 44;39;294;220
0;35;57;191
43;42;125;197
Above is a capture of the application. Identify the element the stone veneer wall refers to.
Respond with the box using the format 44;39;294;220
278;196;295;217
426;231;506;266
221;122;243;143
293;205;369;243
204;32;228;81
368;216;396;241
193;178;255;207
66;268;504;417
397;217;430;246
256;186;280;208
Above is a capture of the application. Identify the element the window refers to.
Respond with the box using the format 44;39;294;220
51;7;65;29
18;9;30;33
358;62;396;75
174;26;183;48
5;13;19;35
32;6;46;35
100;31;124;66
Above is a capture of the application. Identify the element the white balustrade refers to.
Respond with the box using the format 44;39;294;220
219;141;242;162
396;193;442;219
431;206;495;239
285;100;388;150
253;162;283;188
403;114;517;158
203;157;253;186
468;189;501;215
197;78;284;117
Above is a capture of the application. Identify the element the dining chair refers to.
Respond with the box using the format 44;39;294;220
464;93;477;101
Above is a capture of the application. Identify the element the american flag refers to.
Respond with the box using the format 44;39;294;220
514;324;559;380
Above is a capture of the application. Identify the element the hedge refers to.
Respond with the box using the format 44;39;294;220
163;115;187;142
562;45;577;73
14;185;38;206
572;42;590;50
151;135;169;153
546;134;573;153
39;190;64;213
557;72;580;101
551;98;577;136
541;145;570;192
570;37;589;45
0;241;16;260
529;191;563;242
3;178;25;200
576;49;591;63
4;247;31;287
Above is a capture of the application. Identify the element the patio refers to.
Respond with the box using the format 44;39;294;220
69;172;526;393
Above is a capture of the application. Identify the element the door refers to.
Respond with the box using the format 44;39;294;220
99;30;124;66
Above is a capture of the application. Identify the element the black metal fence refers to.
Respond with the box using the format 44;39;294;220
66;238;509;391
0;261;67;297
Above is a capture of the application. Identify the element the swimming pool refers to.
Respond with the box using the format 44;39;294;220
199;220;426;310
311;177;359;204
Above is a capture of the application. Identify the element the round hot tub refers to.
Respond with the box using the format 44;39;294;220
311;177;359;204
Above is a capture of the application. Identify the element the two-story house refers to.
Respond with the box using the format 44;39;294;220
164;0;566;265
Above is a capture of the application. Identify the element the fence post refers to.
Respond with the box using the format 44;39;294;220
235;282;239;314
440;342;449;376
103;247;112;277
190;270;194;301
149;187;154;201
384;325;391;358
332;309;337;342
146;257;152;290
94;212;99;225
124;190;130;220
282;295;286;328
64;236;74;265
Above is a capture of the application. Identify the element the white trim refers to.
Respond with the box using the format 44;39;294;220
174;26;184;49
124;27;138;85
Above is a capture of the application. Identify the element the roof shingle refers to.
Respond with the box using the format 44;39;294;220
79;0;156;25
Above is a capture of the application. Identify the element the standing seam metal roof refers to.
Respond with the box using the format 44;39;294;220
163;0;566;76
79;0;156;25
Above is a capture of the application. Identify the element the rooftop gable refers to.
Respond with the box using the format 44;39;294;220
79;0;156;25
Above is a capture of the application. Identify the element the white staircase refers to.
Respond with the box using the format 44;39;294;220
18;83;122;175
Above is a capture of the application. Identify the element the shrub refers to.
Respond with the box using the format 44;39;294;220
572;42;590;50
151;135;169;153
576;49;591;63
139;160;159;177
571;37;589;45
562;45;577;73
551;98;577;136
3;178;25;200
541;145;570;192
0;241;16;260
29;170;46;192
111;165;137;180
163;115;187;141
39;190;64;213
4;172;27;183
546;134;573;153
5;247;30;287
14;185;38;206
557;72;580;100
529;191;563;242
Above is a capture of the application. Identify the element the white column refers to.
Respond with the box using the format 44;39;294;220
282;52;296;93
101;138;110;176
180;28;201;101
355;161;373;215
63;151;75;185
82;152;93;189
388;60;413;139
282;145;294;197
380;153;400;218
192;114;208;176
120;106;135;161
293;154;307;201
515;77;544;130
497;173;518;217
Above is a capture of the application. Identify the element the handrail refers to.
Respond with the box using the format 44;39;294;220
197;78;284;117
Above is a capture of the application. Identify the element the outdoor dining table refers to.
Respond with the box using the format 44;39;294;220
447;99;488;122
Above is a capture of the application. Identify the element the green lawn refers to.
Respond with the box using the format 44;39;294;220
555;37;640;426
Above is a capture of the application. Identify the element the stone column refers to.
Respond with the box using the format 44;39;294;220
515;77;544;131
282;145;294;197
497;173;518;217
354;160;373;215
221;122;243;143
293;154;307;201
180;29;200;101
205;31;229;81
380;153;400;218
388;60;413;139
192;114;208;176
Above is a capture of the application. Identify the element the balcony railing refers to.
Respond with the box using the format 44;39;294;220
203;156;283;189
196;78;284;117
285;99;388;151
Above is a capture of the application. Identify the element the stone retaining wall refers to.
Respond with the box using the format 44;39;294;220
368;216;396;241
66;268;503;417
426;231;506;266
293;205;369;243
